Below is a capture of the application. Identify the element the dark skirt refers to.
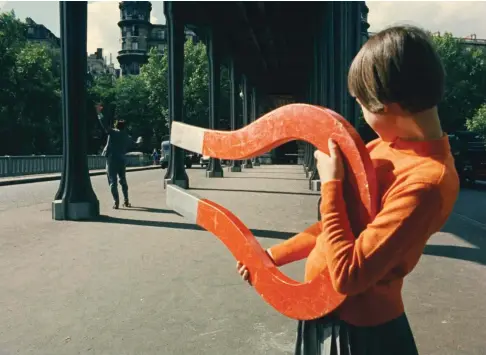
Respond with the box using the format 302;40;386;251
294;313;419;355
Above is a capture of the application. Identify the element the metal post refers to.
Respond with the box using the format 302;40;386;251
164;1;189;189
251;87;261;166
241;75;253;169
310;12;323;191
206;28;224;178
229;58;242;172
52;1;99;220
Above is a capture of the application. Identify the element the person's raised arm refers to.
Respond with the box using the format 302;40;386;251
95;104;111;134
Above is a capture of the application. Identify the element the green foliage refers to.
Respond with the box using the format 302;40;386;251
432;33;486;132
0;11;62;154
183;39;209;127
466;104;486;139
140;47;169;130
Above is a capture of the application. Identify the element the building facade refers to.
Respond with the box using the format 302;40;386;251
87;48;119;78
117;1;198;76
25;17;60;49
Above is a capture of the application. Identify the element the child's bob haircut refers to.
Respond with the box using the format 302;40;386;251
348;25;445;114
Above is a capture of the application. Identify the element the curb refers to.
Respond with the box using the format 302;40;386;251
0;166;160;187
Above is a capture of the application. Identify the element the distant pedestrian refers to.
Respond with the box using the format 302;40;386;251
96;104;143;209
152;149;159;165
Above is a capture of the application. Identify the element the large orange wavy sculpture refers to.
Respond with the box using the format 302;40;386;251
166;104;378;320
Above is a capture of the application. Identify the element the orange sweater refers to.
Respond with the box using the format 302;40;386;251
269;136;459;326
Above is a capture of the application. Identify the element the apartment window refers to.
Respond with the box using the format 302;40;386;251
27;27;34;35
132;41;139;50
157;44;164;51
161;31;165;40
132;63;140;74
122;41;127;50
133;25;139;36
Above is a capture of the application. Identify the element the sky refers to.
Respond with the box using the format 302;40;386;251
1;1;486;68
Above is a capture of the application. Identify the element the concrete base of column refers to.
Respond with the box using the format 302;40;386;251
243;161;253;169
310;180;321;192
229;166;242;172
52;200;100;221
164;178;189;190
206;170;224;178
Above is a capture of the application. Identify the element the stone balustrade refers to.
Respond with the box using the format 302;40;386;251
0;154;150;177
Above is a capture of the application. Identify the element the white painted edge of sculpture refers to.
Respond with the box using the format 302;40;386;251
166;185;199;224
170;122;205;155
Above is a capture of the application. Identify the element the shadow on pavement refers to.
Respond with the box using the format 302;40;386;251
126;207;177;214
225;176;308;181
241;171;305;175
95;215;295;240
423;245;485;266
423;215;486;266
191;187;318;197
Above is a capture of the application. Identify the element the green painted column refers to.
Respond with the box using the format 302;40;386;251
251;87;261;166
164;1;189;189
206;28;224;178
309;22;323;191
52;1;99;220
229;58;242;172
241;75;253;169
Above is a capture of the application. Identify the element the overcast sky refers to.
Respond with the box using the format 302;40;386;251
1;1;485;68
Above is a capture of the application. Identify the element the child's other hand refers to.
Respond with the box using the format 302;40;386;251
236;249;275;286
314;139;345;183
236;261;252;285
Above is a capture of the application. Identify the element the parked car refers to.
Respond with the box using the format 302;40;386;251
159;141;194;169
200;155;210;168
448;131;486;186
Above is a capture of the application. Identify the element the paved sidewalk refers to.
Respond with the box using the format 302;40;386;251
0;165;484;354
0;164;160;186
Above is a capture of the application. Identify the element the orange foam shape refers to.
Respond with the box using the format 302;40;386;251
167;103;378;320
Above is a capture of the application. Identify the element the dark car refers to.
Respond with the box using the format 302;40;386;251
160;141;197;169
449;131;486;186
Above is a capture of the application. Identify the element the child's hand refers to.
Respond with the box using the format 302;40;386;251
236;249;274;287
236;261;252;285
314;139;345;183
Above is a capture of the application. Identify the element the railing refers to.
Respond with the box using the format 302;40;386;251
0;155;151;178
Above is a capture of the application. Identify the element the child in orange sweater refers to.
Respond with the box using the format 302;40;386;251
237;26;459;354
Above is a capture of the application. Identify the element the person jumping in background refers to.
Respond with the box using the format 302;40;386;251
96;104;143;209
237;26;459;354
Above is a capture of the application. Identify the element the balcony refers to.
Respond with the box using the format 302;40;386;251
118;17;149;27
117;49;147;56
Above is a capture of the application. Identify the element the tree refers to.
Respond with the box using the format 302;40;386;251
0;11;29;154
141;39;213;132
140;47;169;134
13;42;61;154
432;33;486;133
183;39;209;128
114;75;157;152
466;104;486;139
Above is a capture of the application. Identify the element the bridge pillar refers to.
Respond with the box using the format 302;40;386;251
52;1;99;221
241;75;253;169
251;87;261;166
206;29;224;178
164;1;189;189
229;58;242;172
